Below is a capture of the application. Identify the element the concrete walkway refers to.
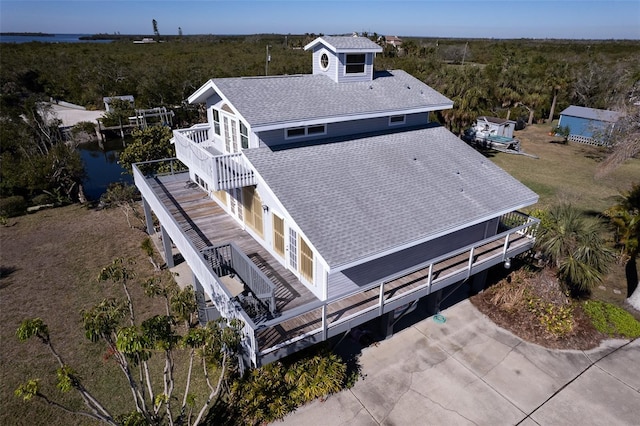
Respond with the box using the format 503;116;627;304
279;300;640;425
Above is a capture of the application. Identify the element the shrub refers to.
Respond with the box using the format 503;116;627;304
582;301;640;338
229;350;348;424
0;196;27;217
31;193;55;206
527;297;575;337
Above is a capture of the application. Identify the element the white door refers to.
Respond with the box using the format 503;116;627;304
228;188;243;221
289;228;298;271
223;115;239;153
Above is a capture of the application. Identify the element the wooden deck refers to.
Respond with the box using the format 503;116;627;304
145;172;536;357
149;174;318;313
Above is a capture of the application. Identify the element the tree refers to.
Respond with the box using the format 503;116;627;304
100;183;143;229
595;103;640;178
605;183;640;298
16;258;242;425
0;98;87;203
153;19;160;40
15;318;118;425
535;204;614;296
101;98;135;129
119;126;175;174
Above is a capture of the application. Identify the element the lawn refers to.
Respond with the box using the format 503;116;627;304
488;121;640;309
491;122;639;213
0;205;171;425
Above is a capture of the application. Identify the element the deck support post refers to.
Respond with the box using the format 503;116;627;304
380;312;395;340
470;269;488;295
321;305;327;341
142;197;155;235
378;282;385;316
160;225;175;268
425;289;443;315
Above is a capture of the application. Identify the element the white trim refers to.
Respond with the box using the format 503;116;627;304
344;53;367;75
252;104;453;132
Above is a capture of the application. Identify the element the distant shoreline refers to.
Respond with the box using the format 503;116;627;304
0;32;54;37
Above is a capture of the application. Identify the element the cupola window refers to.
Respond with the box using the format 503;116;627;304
320;53;329;71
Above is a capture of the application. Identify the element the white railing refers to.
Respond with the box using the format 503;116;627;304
133;162;260;366
201;243;276;314
173;129;256;191
176;124;211;144
257;213;540;363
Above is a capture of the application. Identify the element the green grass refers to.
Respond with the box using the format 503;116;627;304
491;122;640;214
582;301;640;338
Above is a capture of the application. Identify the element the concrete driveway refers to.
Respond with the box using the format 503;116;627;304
278;300;640;425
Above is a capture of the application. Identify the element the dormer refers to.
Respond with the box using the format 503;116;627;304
304;36;382;83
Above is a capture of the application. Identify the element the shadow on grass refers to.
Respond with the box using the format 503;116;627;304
0;266;18;285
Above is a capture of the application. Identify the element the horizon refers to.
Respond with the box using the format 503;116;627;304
1;1;639;41
3;31;640;42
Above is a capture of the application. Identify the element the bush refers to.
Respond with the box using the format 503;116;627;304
582;301;640;338
0;196;27;217
31;193;55;206
229;350;348;424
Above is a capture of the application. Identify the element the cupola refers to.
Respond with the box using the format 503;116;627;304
304;36;382;83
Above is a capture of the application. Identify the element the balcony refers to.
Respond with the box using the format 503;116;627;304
134;163;539;366
172;125;256;191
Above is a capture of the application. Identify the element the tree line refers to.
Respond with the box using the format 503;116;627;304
1;35;638;207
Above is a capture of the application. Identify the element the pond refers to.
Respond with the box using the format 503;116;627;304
78;137;132;201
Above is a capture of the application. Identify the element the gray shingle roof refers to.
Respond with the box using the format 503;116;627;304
211;70;452;128
560;105;623;123
244;126;538;269
309;36;383;51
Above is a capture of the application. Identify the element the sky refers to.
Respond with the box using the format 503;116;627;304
1;0;639;40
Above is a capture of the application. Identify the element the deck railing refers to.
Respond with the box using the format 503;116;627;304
133;162;261;366
201;243;276;314
255;212;540;364
173;129;256;191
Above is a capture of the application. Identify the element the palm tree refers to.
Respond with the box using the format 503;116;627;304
605;183;640;298
536;204;614;295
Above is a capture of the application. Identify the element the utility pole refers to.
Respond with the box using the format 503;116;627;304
265;45;271;76
461;41;468;66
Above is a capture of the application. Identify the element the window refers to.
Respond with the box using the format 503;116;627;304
240;121;249;149
299;237;313;282
242;186;263;237
289;228;298;270
285;124;326;139
345;54;366;74
213;110;221;135
389;115;406;126
273;215;285;257
307;125;325;135
320;53;329;70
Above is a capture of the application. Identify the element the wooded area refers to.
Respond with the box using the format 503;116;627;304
1;34;638;207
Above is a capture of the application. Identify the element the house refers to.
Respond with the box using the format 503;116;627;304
133;36;539;368
384;35;403;47
557;105;623;145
